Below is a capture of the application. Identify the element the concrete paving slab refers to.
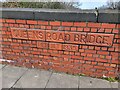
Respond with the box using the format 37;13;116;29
46;72;79;88
1;64;118;89
0;64;2;69
0;64;6;69
79;76;111;88
13;69;52;88
0;69;2;90
2;65;28;88
111;82;119;88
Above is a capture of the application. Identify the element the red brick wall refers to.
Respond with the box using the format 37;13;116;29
0;19;120;78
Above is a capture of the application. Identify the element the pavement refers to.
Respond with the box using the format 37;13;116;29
0;64;119;89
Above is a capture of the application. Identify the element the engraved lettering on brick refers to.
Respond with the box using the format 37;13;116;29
49;43;62;50
73;33;87;44
63;44;78;51
46;31;64;42
37;41;48;49
11;28;28;39
65;32;114;46
87;33;114;46
64;33;70;41
28;30;45;40
11;28;114;47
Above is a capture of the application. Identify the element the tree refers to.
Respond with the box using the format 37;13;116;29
99;0;120;10
106;0;120;9
1;1;81;9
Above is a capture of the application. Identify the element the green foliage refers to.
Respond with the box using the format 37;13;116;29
102;77;119;82
78;73;85;76
1;2;80;9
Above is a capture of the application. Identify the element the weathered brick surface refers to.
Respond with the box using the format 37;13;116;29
1;19;119;78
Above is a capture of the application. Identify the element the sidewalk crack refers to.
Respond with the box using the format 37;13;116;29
44;71;53;90
9;68;29;89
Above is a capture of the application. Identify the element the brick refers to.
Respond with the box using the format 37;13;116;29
2;23;9;27
71;55;81;59
64;51;69;55
16;20;26;24
46;26;52;30
91;28;97;32
85;50;96;54
75;52;80;55
6;19;15;23
57;26;64;31
97;58;108;63
98;29;104;32
19;24;25;28
84;28;90;32
74;22;86;27
108;47;115;51
117;39;120;43
112;29;119;33
9;23;14;27
110;64;116;67
37;42;48;49
105;29;112;33
101;47;107;50
87;22;101;28
101;23;116;29
71;27;77;31
27;20;37;24
94;65;106;70
2;27;7;31
62;44;78;51
40;26;46;29
24;25;29;28
88;46;95;49
81;53;87;56
104;63;110;67
52;26;58;30
30;25;35;28
99;55;105;59
50;21;61;26
77;27;83;32
116;24;120;29
115;47;119;52
92;62;97;65
0;19;5;23
115;34;119;39
106;67;115;71
87;53;93;57
64;27;71;31
113;44;119;47
79;49;85;53
84;57;94;61
106;56;112;59
49;43;62;50
97;51;109;55
82;46;88;49
62;22;73;26
13;49;21;53
95;47;101;50
13;24;18;27
32;51;40;55
38;21;48;25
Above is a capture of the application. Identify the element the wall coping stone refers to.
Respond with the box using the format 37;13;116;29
1;8;120;23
